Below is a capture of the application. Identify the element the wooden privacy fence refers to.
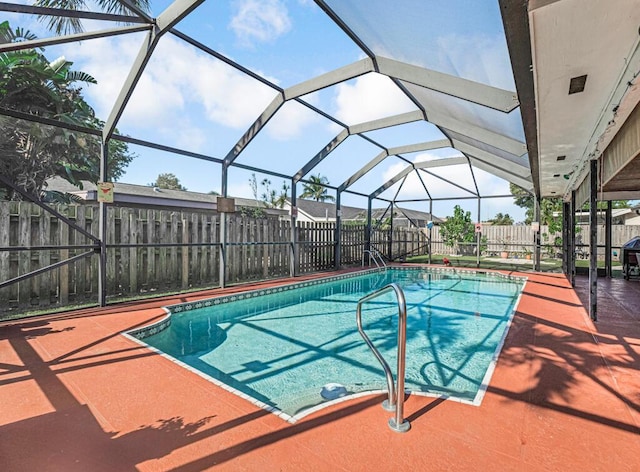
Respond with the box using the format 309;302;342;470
5;201;635;315
0;203;426;314
427;224;640;257
370;227;430;260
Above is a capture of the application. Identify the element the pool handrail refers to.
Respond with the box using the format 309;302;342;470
362;249;387;269
356;283;410;433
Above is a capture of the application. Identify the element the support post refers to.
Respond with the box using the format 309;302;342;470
97;140;108;306
388;202;394;261
366;197;373;255
605;200;612;278
290;180;298;277
476;197;481;268
534;197;541;272
334;191;342;269
589;159;598;321
428;199;433;265
219;164;228;288
570;191;576;287
562;201;570;275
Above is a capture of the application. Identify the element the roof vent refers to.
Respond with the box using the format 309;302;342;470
556;155;566;161
569;75;587;94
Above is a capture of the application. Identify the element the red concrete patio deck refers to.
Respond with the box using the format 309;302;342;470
1;269;639;471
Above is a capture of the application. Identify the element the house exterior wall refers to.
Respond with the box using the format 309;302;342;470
625;212;640;225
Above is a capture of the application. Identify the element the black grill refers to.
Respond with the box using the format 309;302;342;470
619;237;640;280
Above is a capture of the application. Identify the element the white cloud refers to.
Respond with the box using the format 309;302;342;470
62;34;278;143
436;34;515;91
265;98;320;140
230;0;292;47
333;73;417;125
380;152;511;201
159;117;208;151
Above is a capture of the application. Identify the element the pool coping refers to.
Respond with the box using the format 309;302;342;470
122;266;527;423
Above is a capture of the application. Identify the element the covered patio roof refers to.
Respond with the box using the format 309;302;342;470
1;0;534;204
2;1;638;208
520;0;640;202
2;1;638;207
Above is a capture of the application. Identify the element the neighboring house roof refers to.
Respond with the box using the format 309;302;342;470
287;198;441;223
44;177;286;215
45;179;443;223
290;199;363;220
570;207;640;225
371;207;443;224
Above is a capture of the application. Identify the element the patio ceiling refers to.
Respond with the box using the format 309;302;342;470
524;0;640;200
1;1;639;204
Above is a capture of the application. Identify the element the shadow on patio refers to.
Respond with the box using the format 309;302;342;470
1;271;639;471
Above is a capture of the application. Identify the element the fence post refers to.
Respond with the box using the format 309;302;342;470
38;206;51;307
18;202;31;306
129;210;138;294
59;215;69;305
182;217;189;290
0;204;9;305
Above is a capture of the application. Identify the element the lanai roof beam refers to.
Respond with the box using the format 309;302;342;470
376;56;519;113
0;25;151;53
103;0;205;141
339;139;451;191
0;2;148;23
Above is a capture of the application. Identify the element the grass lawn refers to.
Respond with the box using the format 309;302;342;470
405;254;559;272
405;253;623;275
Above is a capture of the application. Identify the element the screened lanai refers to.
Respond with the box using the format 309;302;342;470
2;2;640;470
1;0;640;317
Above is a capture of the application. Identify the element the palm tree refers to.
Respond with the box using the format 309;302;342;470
34;0;151;35
300;174;335;202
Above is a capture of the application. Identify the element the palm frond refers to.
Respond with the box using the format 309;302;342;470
0;21;12;44
41;190;84;203
65;70;97;84
14;27;39;42
34;0;151;35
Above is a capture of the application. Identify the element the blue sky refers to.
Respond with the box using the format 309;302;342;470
6;0;529;222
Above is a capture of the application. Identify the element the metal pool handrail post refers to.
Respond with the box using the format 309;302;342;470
372;248;387;268
362;249;379;268
362;249;386;268
356;283;410;433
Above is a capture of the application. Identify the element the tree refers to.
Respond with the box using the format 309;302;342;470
149;173;186;190
510;183;534;223
0;22;134;201
34;0;151;35
511;183;567;227
301;174;335;202
440;205;475;255
261;179;289;209
489;212;514;225
511;183;631;224
611;200;631;209
243;173;289;217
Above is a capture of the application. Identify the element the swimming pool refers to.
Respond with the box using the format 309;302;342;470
127;267;525;421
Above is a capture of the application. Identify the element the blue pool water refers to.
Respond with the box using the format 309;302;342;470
134;268;525;419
